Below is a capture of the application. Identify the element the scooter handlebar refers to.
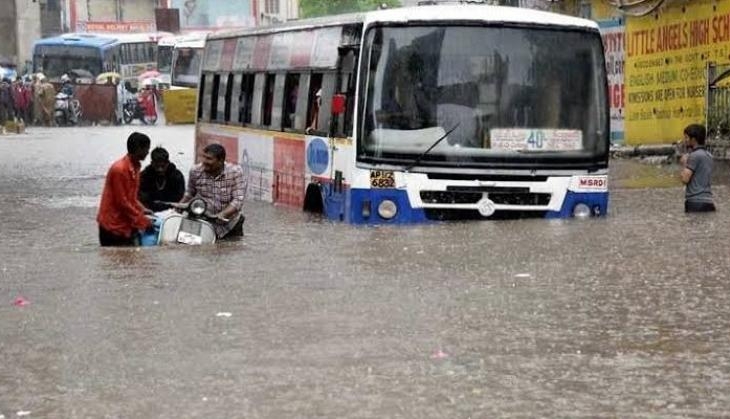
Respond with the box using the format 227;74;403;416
153;200;187;210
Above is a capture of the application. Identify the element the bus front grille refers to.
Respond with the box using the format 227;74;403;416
419;190;551;206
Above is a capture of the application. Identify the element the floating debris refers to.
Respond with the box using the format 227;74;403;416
431;350;449;359
13;297;30;307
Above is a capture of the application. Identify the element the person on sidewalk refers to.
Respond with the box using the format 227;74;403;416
679;123;716;213
97;132;153;246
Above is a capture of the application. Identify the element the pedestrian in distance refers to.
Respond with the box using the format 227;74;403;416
139;146;186;212
11;77;31;123
97;132;154;246
679;123;716;213
0;78;14;127
38;77;56;127
179;143;246;239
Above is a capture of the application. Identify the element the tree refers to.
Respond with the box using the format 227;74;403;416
300;0;402;19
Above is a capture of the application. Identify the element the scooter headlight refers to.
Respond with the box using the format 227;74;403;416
377;199;398;220
190;198;207;216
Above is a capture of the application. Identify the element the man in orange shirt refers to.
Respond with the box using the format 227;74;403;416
97;132;153;246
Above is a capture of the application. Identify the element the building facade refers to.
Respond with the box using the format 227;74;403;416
0;0;42;71
583;0;729;146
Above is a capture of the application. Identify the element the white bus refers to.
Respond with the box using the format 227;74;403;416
112;32;173;87
194;4;609;224
157;35;177;88
171;34;206;88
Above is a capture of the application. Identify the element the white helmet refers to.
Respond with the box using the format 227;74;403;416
60;74;70;83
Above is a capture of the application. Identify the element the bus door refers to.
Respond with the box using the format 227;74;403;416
324;45;359;195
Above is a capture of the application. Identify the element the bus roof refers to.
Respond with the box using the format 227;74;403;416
365;4;598;30
33;33;119;48
208;4;597;41
158;32;209;47
175;37;206;49
208;12;365;40
99;32;174;43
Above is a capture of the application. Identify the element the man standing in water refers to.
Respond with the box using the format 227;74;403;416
180;143;245;239
139;146;186;212
679;123;716;213
97;132;153;246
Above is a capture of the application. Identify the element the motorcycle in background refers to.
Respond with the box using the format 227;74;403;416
122;93;158;125
54;92;81;126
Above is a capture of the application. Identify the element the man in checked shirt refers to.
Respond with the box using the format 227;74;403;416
180;143;246;239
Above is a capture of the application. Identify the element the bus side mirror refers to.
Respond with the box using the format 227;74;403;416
331;94;346;115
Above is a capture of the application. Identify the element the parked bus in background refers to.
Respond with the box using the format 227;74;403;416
113;32;173;88
171;34;206;88
32;33;119;82
157;35;177;89
195;4;609;224
159;33;207;124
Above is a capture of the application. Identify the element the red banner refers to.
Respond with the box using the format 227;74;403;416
273;137;305;207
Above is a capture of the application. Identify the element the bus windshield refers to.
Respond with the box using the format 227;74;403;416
172;47;203;87
35;54;102;80
360;25;608;167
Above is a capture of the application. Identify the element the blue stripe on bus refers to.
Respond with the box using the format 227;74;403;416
319;184;429;224
320;186;609;223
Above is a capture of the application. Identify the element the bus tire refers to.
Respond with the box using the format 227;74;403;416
303;183;324;213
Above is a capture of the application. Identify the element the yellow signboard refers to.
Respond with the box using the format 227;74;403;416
625;0;730;143
162;88;198;125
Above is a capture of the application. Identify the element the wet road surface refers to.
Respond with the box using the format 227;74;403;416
2;126;730;417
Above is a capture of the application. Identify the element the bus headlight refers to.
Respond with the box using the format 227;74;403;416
573;203;592;219
377;200;398;220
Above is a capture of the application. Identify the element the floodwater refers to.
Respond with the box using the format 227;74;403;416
2;126;730;417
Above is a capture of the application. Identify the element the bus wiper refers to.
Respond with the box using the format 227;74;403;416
404;123;460;172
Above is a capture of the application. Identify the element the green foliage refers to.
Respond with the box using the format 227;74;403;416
300;0;402;19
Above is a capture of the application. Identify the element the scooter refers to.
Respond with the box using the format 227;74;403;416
122;94;157;125
54;92;81;126
139;198;220;246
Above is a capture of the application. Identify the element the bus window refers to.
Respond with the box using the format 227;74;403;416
262;74;275;126
317;73;337;135
306;73;323;133
239;74;255;124
198;73;206;120
224;73;234;123
282;73;300;130
230;74;242;124
211;74;221;122
341;49;358;137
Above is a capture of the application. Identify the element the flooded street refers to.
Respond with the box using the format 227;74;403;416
3;125;730;417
